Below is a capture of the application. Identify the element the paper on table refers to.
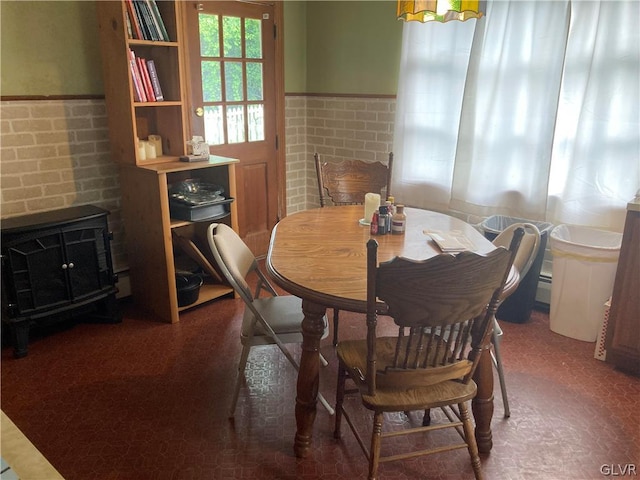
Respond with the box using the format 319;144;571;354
363;193;381;225
424;230;476;253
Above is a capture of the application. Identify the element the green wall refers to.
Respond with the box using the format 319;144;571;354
0;1;103;96
305;1;402;95
0;1;402;97
283;1;308;93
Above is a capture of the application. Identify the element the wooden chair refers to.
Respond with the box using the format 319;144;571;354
491;222;541;418
334;232;523;480
206;223;334;417
315;153;393;208
315;152;394;346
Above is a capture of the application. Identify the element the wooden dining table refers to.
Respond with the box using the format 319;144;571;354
266;205;517;458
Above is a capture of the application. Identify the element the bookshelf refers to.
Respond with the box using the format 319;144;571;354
98;1;184;165
97;1;238;323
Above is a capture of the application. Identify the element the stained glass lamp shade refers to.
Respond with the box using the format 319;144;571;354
398;0;485;23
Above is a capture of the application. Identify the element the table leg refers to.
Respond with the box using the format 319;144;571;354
294;299;327;458
472;345;494;453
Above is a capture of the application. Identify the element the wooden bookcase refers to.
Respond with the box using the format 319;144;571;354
97;1;238;323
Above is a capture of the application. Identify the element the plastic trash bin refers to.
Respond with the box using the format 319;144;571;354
481;215;554;323
549;224;622;342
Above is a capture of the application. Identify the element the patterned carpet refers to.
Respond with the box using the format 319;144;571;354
1;292;639;479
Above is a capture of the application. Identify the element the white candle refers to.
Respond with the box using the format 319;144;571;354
148;134;163;157
137;142;147;160
364;193;381;223
144;141;156;159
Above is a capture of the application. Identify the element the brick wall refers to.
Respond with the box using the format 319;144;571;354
284;96;310;214
1;95;396;272
285;95;396;213
0;99;127;271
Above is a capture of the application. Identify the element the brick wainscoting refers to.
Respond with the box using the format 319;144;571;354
1;95;396;280
0;99;126;272
285;95;396;213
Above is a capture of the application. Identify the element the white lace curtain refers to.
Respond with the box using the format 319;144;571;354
392;0;639;231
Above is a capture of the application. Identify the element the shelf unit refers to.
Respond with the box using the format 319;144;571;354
97;1;238;323
97;1;186;165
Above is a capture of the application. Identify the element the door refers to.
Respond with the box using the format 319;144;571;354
5;231;69;314
184;1;284;257
63;224;112;300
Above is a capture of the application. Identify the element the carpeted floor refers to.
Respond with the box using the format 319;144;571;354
1;289;639;479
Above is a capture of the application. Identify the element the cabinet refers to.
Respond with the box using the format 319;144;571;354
118;157;238;324
1;206;120;358
96;1;238;323
605;201;640;376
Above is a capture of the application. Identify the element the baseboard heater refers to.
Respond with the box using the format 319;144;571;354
535;273;552;311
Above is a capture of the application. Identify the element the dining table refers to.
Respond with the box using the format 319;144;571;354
266;205;517;458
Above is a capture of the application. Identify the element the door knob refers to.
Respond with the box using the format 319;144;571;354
195;107;204;117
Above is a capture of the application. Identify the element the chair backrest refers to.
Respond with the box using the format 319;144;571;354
207;223;276;304
364;230;522;395
492;223;541;279
314;153;393;207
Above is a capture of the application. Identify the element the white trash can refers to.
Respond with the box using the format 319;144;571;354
549;224;622;342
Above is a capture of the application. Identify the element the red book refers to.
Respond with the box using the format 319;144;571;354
129;49;147;102
125;0;143;40
137;56;156;102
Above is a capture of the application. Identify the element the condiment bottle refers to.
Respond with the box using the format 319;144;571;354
370;211;379;235
391;204;406;235
386;196;395;216
378;205;389;235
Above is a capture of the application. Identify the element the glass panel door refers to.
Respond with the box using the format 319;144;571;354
198;13;265;146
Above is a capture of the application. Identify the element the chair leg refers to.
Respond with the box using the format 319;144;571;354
368;411;384;480
318;392;335;416
492;325;511;418
422;408;431;426
460;402;484;480
334;362;347;438
332;308;340;346
229;345;251;417
320;352;329;368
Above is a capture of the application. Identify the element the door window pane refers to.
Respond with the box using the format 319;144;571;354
227;105;245;143
223;16;242;58
198;10;269;146
225;62;244;102
245;18;262;59
201;61;221;102
204;106;224;145
199;14;219;57
248;104;265;142
246;62;263;101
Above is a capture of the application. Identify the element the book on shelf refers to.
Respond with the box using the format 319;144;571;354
128;0;169;42
423;230;476;253
125;0;143;40
146;60;164;101
132;1;153;40
145;0;169;41
125;9;133;39
137;56;156;102
140;0;161;40
128;49;146;102
147;0;170;41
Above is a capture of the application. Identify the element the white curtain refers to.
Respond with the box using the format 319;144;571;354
392;0;639;232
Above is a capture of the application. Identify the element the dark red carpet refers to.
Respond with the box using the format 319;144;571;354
2;292;639;479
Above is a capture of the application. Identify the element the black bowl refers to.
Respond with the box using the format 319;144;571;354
176;274;203;307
